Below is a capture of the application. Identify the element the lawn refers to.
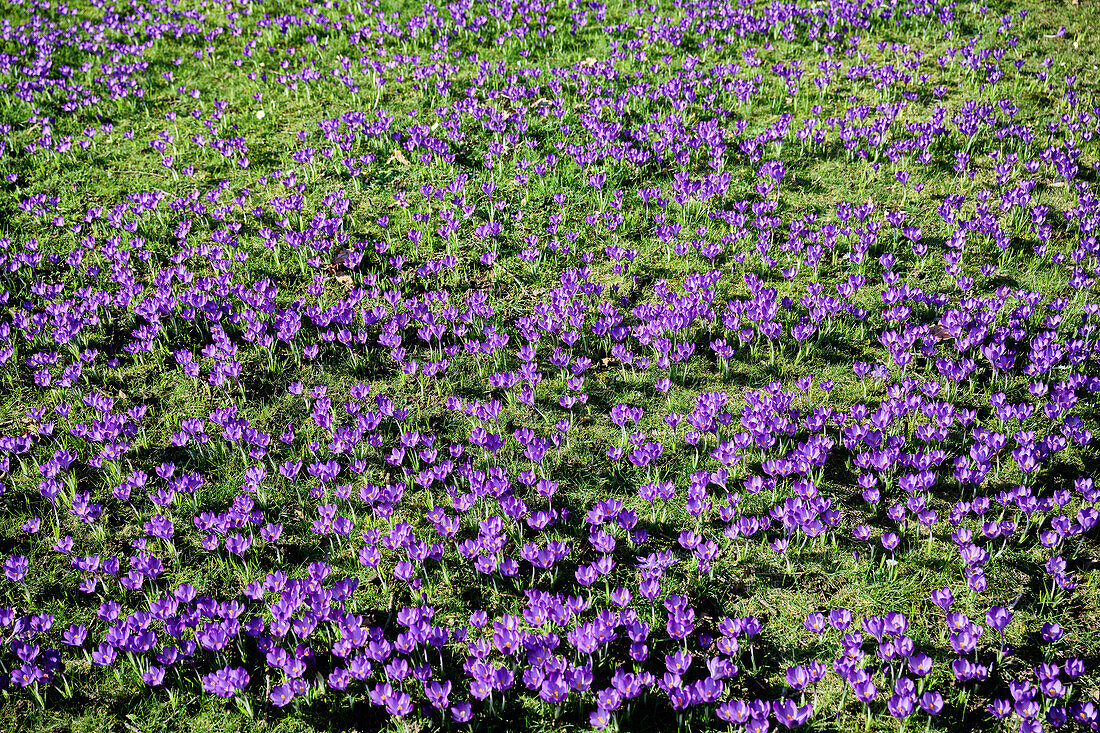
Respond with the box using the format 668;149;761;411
0;0;1098;730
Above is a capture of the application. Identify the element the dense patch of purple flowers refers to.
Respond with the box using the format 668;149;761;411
0;0;1097;729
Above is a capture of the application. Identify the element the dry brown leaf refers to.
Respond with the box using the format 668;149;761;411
930;324;954;342
330;245;355;269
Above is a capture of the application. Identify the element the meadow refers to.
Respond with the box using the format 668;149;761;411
0;0;1098;730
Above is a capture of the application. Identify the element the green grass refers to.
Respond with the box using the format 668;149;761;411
0;0;1098;730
